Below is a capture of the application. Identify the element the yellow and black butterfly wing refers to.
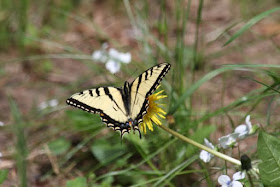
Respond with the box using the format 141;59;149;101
130;63;171;122
66;87;129;134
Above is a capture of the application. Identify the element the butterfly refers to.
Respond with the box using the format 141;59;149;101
66;63;171;138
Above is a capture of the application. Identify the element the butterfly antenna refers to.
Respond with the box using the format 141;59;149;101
113;67;138;84
126;68;138;82
113;73;123;81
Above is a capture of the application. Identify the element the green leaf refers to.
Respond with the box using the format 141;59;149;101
186;125;216;157
66;177;87;187
100;176;114;187
152;156;197;187
0;170;8;184
224;7;280;46
90;139;126;165
65;110;102;131
48;137;71;155
258;131;280;186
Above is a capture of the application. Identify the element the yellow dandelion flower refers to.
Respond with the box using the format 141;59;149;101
139;89;167;134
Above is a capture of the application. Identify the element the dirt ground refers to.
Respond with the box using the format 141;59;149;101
1;1;279;121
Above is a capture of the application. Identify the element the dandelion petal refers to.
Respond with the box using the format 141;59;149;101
146;120;154;131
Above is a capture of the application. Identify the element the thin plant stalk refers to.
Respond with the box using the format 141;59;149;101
159;125;241;166
193;0;204;70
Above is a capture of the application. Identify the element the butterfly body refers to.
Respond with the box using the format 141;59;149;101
66;63;171;138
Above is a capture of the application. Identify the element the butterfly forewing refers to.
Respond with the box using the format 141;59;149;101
66;87;128;123
130;63;171;120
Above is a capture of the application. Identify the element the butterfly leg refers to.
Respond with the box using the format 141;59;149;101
120;129;129;139
135;128;142;139
132;125;141;139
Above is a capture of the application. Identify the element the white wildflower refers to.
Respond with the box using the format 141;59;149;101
106;60;121;74
92;44;131;74
38;99;58;110
108;48;120;60
108;48;131;63
233;171;246;181
241;97;247;101
218;171;245;187
218;132;239;149
92;50;107;63
234;115;252;139
199;138;215;163
0;121;4;126
118;52;131;64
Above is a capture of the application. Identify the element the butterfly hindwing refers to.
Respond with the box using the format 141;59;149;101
130;63;171;120
99;112;130;138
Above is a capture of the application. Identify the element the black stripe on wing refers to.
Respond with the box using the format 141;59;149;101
145;63;171;98
103;87;127;116
66;98;131;138
131;63;171;107
66;98;103;114
135;99;149;124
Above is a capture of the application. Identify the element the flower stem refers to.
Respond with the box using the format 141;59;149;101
159;125;241;166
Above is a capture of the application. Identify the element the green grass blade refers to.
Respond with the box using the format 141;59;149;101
94;139;177;182
169;64;280;115
16;0;29;49
9;97;28;187
197;91;276;124
152;156;198;187
0;170;8;184
193;0;204;68
66;177;87;187
223;7;280;46
245;77;280;94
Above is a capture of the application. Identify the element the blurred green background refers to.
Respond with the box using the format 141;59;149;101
0;0;280;186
